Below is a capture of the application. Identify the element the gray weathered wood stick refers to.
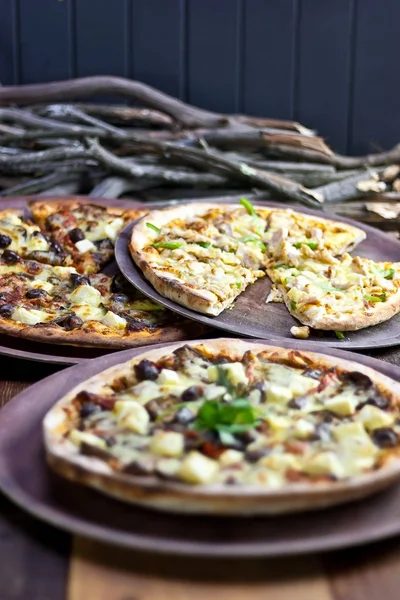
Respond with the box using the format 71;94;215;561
315;170;384;203
31;103;174;127
0;76;225;128
123;137;323;207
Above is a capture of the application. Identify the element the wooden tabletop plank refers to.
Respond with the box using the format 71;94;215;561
68;537;333;600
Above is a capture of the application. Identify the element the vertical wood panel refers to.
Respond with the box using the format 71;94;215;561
0;0;18;84
295;0;354;154
187;0;240;113
75;0;127;77
131;0;185;99
351;0;400;154
18;0;71;83
242;0;298;119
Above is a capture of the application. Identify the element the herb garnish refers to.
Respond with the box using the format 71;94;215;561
294;241;318;250
152;241;183;250
193;398;258;436
146;222;160;233
335;331;345;340
240;197;257;217
364;293;387;302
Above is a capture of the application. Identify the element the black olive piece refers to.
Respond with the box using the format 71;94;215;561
69;228;86;243
0;234;12;249
357;396;389;410
134;359;160;381
123;459;154;476
144;400;161;420
164;422;186;433
181;385;204;402
303;368;325;380
50;239;63;254
61;315;83;331
79;402;101;418
236;429;257;444
104;436;116;447
1;250;20;264
371;427;398;448
70;272;90;287
245;448;270;463
174;407;195;425
26;288;47;299
225;475;240;485
340;371;373;390
0;303;14;318
288;397;307;410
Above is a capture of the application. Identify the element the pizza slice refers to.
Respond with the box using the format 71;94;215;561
0;209;66;266
130;201;366;316
30;200;144;274
268;253;400;331
263;208;366;264
0;256;201;348
43;339;400;515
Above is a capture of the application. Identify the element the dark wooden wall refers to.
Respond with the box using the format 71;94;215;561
0;0;398;155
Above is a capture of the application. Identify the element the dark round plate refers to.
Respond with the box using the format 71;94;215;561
3;338;400;557
115;200;400;350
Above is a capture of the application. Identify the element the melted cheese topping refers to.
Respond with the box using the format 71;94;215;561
65;345;399;488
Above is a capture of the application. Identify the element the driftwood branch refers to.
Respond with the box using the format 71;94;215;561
0;76;225;128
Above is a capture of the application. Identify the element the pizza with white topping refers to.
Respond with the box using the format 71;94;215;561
44;339;400;515
129;200;400;332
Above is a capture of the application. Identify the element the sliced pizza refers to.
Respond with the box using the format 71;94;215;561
268;253;400;331
0;256;201;348
44;339;400;515
130;201;366;316
30;200;144;274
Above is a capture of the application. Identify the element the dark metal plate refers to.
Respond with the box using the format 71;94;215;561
2;339;400;557
115;200;400;350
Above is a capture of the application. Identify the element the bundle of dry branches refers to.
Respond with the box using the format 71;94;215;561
0;75;399;225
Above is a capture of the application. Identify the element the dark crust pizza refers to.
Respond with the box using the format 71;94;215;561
0;201;203;349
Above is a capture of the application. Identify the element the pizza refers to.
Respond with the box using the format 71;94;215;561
130;201;365;317
43;339;400;515
0;201;203;348
30;200;141;274
129;200;400;332
268;254;400;331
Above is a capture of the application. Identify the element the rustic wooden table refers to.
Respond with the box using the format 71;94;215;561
2;347;400;600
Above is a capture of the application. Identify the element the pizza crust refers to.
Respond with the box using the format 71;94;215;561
43;338;400;515
0;316;205;349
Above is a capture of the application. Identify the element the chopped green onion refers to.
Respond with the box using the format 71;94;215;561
335;331;345;340
273;263;293;270
240;197;257;217
364;293;386;302
196;241;211;248
236;282;242;289
240;236;266;251
146;222;160;233
294;241;318;250
383;268;395;280
152;241;182;250
290;300;297;310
